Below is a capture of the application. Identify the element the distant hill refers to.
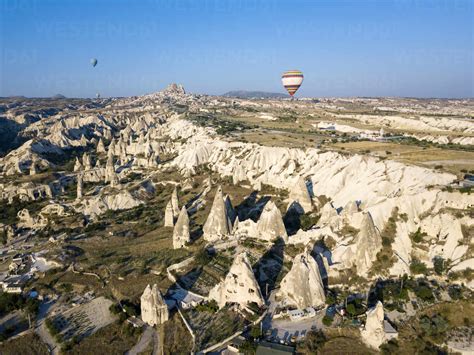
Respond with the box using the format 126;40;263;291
222;90;288;99
51;94;66;99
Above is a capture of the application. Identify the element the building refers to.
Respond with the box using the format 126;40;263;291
256;341;295;355
288;309;305;321
0;274;31;293
384;320;399;341
461;174;474;188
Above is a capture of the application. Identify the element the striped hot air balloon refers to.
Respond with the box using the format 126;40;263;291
281;70;304;97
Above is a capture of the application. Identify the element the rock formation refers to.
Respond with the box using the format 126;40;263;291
361;301;387;349
256;200;288;242
288;177;313;213
140;284;169;326
171;186;180;218
203;186;232;242
354;212;382;274
164;200;175;227
225;194;237;225
96;138;106;154
82;152;92;170
76;173;83;199
17;209;47;229
209;252;264;309
173;206;190;249
73;157;83;172
105;154;119;187
277;250;325;308
30;159;37;175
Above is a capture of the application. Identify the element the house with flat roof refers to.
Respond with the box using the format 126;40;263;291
256;341;295;355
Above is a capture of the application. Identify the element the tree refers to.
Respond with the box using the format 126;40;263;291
250;324;261;339
433;257;445;275
322;315;333;326
410;259;428;275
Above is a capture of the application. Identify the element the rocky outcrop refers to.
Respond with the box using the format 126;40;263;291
288;177;313;213
105;154;119;187
173;206;190;249
73;157;83;172
256;201;287;242
30;159;37;175
140;284;169;326
76;173;83;199
209;252;264;309
96;138;106;154
354;212;382;274
164;200;175;227
171;186;180;218
81;191;142;217
277;250;325;308
163;83;186;95
203;186;232;242
361;301;388;349
82;152;92;170
17;209;47;229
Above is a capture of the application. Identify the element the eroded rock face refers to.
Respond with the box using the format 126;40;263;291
164;200;175;227
173;206;190;249
140;284;169;326
171;186;180;218
354;212;382;275
256;200;288;242
361;301;387;349
81;190;142;217
289;177;313;213
76;173;83;199
209;252;264;309
277;250;325;308
203;186;232;242
96;138;106;154
17;209;47;229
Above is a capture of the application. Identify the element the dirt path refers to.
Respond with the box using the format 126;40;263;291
126;325;159;355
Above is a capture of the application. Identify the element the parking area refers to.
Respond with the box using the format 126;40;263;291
265;311;325;344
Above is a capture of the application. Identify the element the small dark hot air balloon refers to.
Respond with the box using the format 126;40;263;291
281;70;304;97
90;58;98;67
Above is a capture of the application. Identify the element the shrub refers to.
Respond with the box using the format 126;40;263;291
410;227;427;243
322;315;333;326
195;300;218;313
432;256;446;275
410;259;428;275
414;284;434;302
249;324;262;339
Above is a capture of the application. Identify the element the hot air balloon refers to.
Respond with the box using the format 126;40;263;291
90;58;98;67
281;70;303;97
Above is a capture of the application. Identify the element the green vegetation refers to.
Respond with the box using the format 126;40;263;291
370;208;398;276
300;213;321;231
432;256;447;275
163;313;194;355
69;322;141;355
322;315;333;326
195;300;218;313
0;332;49;355
0;292;39;318
297;330;327;353
409;258;428;275
410;227;427;243
188;113;254;136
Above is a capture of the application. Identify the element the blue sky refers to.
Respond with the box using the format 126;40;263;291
1;0;472;98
